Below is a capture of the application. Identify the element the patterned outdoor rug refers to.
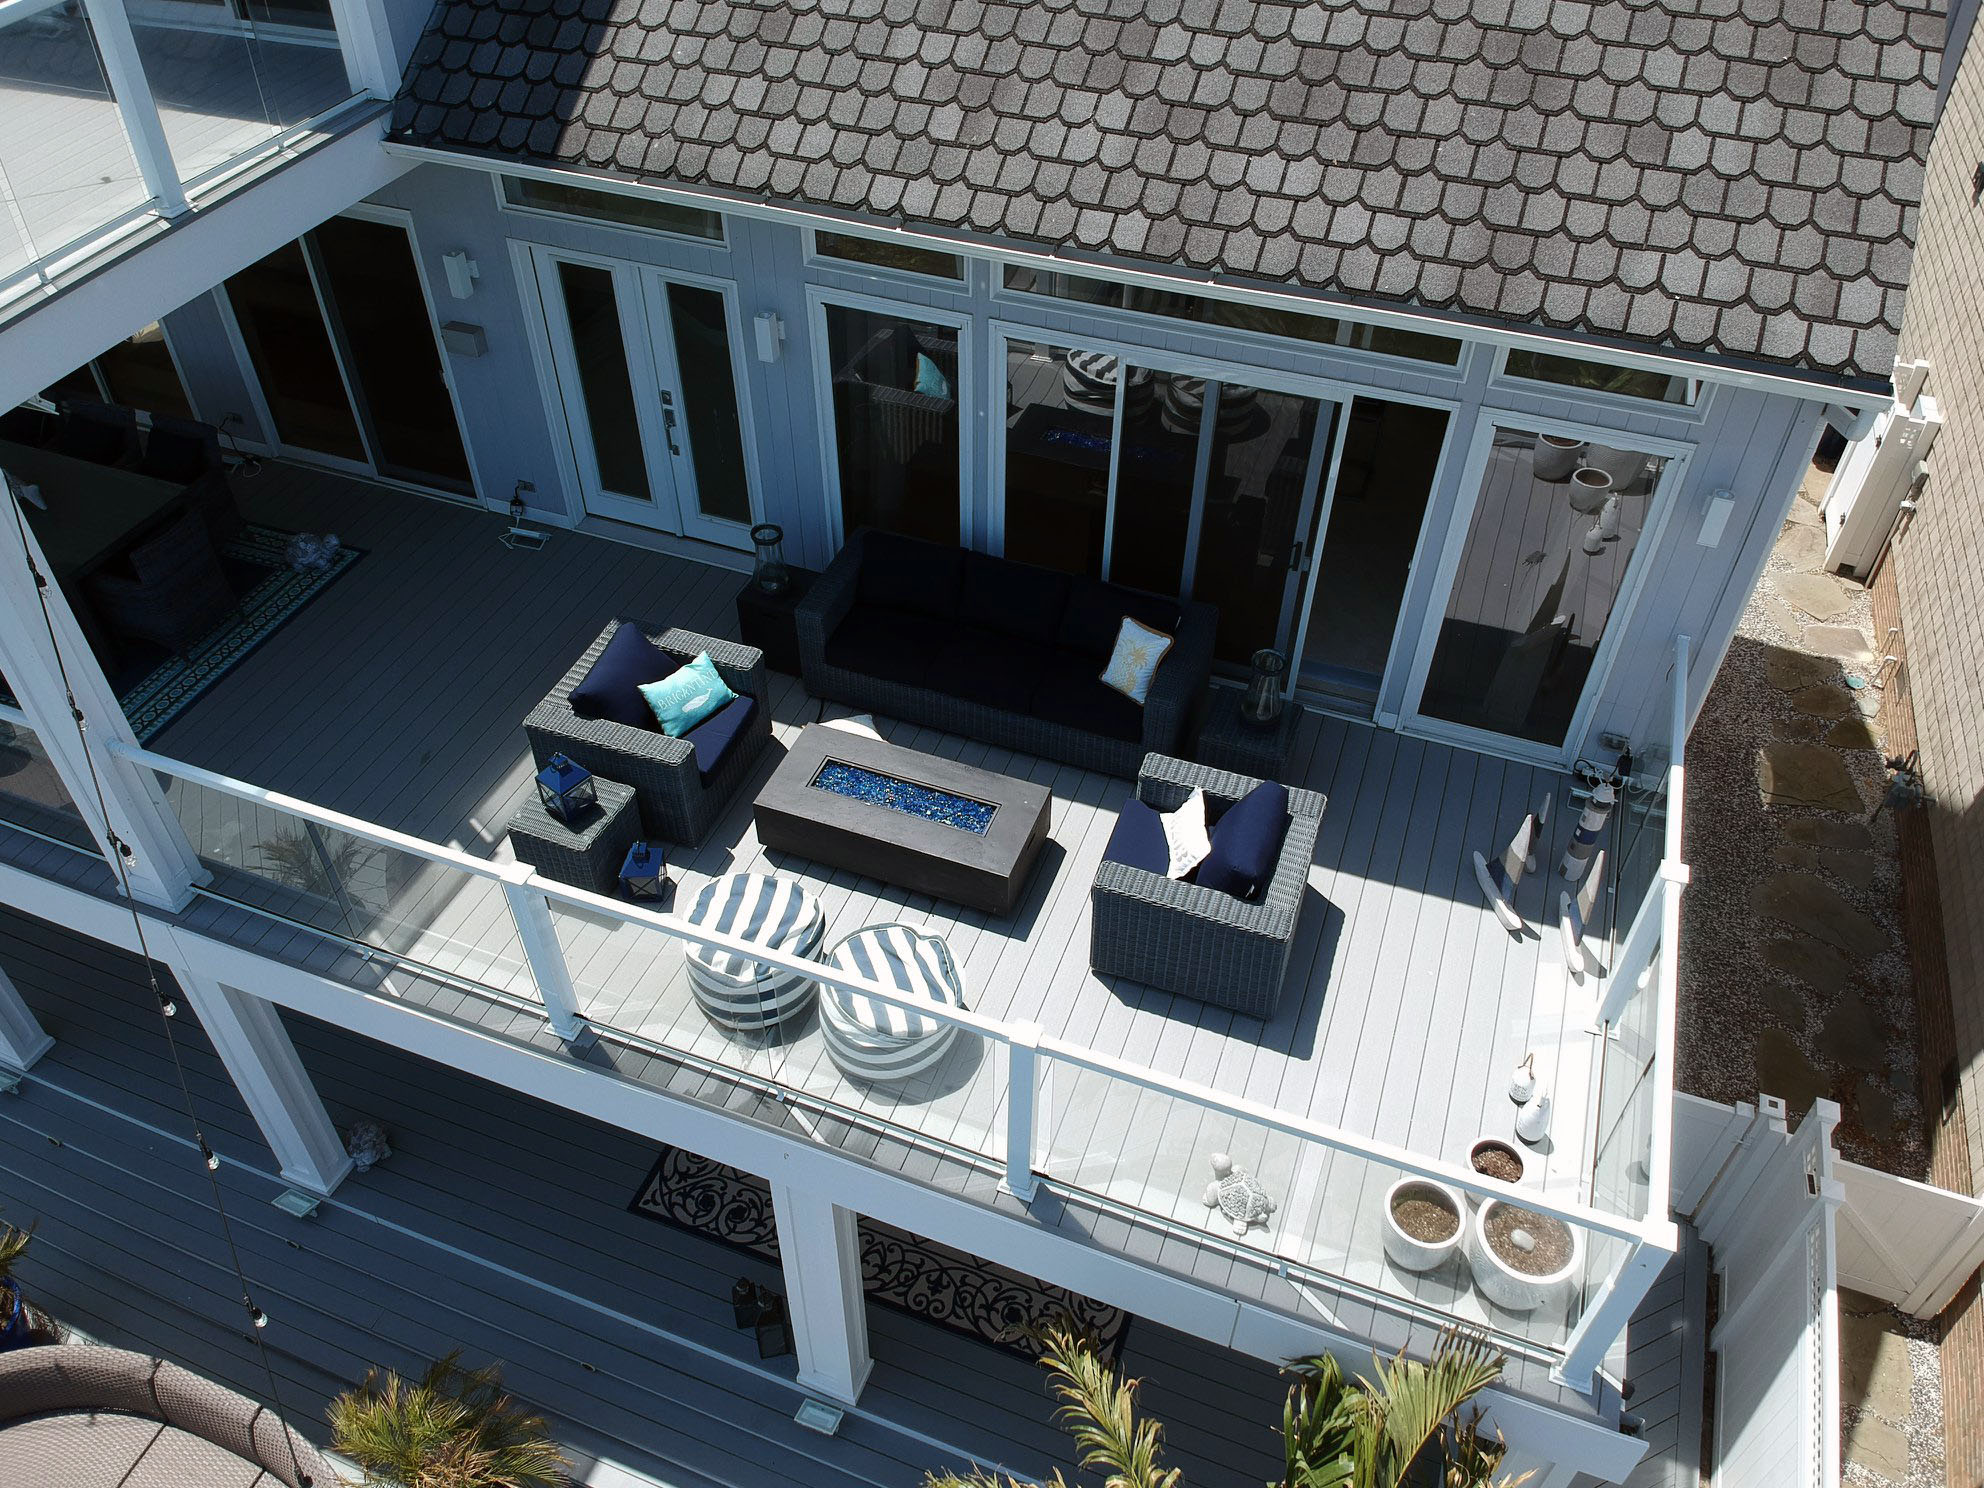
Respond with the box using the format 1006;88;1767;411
118;526;363;743
630;1146;1131;1366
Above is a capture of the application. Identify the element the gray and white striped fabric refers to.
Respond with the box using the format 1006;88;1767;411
681;873;825;1031
820;924;966;1082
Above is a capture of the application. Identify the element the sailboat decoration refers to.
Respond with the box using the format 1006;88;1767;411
1473;806;1541;934
1560;848;1608;980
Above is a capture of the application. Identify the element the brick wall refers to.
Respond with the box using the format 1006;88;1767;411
1892;21;1984;1202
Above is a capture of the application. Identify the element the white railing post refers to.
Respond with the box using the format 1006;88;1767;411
0;963;54;1073
498;865;583;1041
1002;1022;1043;1201
79;0;190;218
1552;1231;1672;1394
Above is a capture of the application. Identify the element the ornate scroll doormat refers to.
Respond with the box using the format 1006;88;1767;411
630;1146;1130;1366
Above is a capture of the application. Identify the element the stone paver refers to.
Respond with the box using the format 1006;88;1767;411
1778;521;1827;569
1790;682;1855;719
1819;993;1890;1072
1756;1026;1829;1114
1846;1415;1912;1481
1767;649;1840;692
1779;570;1856;620
1783;817;1875;851
1830;717;1884;751
1751;873;1889;960
1763;936;1857;996
1807;624;1878;663
1758;740;1864;810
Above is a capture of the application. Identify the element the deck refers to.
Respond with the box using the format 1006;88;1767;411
0;902;1293;1488
0;8;352;284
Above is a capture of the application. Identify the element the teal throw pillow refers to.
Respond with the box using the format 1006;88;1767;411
913;352;951;399
640;652;738;738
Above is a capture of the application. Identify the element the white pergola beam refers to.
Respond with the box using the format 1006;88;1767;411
771;1180;872;1406
171;956;352;1197
0;963;54;1073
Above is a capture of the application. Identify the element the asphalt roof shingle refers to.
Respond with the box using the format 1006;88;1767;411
388;0;1944;385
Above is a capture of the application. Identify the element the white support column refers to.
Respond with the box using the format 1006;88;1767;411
79;0;190;218
0;495;206;909
1001;1022;1041;1200
770;1179;872;1406
0;964;54;1074
172;956;353;1196
1552;1233;1673;1395
500;867;583;1040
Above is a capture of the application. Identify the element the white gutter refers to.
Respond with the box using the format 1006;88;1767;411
381;139;1893;412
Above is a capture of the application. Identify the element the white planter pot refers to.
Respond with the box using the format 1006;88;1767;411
1567;466;1613;513
1532;435;1585;482
1467;1136;1526;1189
1382;1178;1467;1273
1467;1199;1584;1313
1583;443;1647;488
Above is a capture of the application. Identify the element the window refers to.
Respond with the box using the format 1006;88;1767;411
1002;266;1464;365
500;176;724;243
38;324;194;421
821;303;961;545
814;232;962;279
1502;349;1699;406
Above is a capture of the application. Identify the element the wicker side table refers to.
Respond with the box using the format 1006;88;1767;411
508;778;640;893
1194;687;1302;781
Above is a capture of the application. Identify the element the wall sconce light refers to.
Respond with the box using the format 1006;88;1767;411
442;250;480;300
1696;488;1735;547
754;311;786;363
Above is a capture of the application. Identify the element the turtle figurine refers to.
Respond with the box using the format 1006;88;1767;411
1201;1152;1275;1238
343;1119;392;1173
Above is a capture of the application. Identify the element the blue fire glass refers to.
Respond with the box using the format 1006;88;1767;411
809;761;995;834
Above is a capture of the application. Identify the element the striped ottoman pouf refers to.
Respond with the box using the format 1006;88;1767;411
681;873;825;1031
819;923;966;1083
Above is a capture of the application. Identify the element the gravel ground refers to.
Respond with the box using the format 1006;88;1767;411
1676;466;1926;1175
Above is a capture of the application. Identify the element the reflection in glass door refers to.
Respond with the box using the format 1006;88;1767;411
1416;426;1668;749
821;301;962;546
225;240;367;463
531;248;755;547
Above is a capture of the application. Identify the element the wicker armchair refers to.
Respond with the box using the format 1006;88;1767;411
1090;754;1326;1019
524;620;770;846
86;507;236;656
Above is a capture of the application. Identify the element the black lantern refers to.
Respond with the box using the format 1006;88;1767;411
750;523;791;594
1240;648;1287;728
754;1290;792;1358
731;1277;762;1329
619;840;667;901
534;752;596;825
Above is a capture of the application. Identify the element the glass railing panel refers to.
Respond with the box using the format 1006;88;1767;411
156;773;528;987
552;900;1009;1164
0;4;149;284
125;0;356;188
1591;935;1660;1222
0;718;99;853
1038;1052;1633;1355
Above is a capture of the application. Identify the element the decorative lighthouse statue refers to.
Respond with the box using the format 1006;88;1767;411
1559;781;1616;883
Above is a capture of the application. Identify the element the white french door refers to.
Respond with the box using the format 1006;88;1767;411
527;245;755;548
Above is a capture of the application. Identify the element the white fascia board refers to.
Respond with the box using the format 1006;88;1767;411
384;140;1891;414
0;115;410;408
0;855;1635;1477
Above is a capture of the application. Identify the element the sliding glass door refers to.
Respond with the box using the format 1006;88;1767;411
531;246;755;547
819;299;963;547
1411;424;1672;752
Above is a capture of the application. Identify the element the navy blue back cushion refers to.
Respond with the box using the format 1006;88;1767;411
1102;797;1171;875
680;693;758;779
856;531;963;620
1196;782;1291;900
958;550;1071;645
569;623;675;730
1060;579;1181;660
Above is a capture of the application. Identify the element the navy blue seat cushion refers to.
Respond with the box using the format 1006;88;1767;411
1060;579;1182;660
824;604;946;689
1102;797;1170;875
933;627;1049;713
1197;782;1292;901
680;693;758;779
958;550;1071;647
1033;649;1145;743
856;531;963;621
569;623;676;730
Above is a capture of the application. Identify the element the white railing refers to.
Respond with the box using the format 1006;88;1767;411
88;733;1675;1375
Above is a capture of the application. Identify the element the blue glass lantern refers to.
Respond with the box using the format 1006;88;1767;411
535;752;596;825
619;840;667;900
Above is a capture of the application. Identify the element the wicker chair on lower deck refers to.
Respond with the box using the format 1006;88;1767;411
1089;753;1326;1019
524;621;771;847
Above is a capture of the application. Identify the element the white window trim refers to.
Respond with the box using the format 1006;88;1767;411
1395;413;1696;768
490;172;728;249
805;284;975;555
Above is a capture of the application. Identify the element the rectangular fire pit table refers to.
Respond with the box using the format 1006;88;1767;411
754;724;1052;916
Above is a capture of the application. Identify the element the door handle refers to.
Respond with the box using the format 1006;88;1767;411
660;390;681;455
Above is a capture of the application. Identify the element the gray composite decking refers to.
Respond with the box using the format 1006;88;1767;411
0;903;1293;1488
6;461;1655;1404
0;15;350;281
1618;1228;1708;1488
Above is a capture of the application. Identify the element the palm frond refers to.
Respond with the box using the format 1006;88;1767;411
1035;1323;1180;1488
1279;1353;1358;1488
328;1352;567;1488
1356;1330;1507;1488
0;1220;32;1284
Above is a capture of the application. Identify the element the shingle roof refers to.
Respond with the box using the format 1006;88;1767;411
388;0;1944;387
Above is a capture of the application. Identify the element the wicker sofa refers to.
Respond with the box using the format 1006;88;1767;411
796;528;1217;779
0;1343;332;1487
1090;754;1326;1018
524;621;771;846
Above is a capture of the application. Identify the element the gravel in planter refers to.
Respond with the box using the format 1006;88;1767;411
1471;1141;1524;1184
1482;1203;1573;1276
1393;1193;1460;1244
